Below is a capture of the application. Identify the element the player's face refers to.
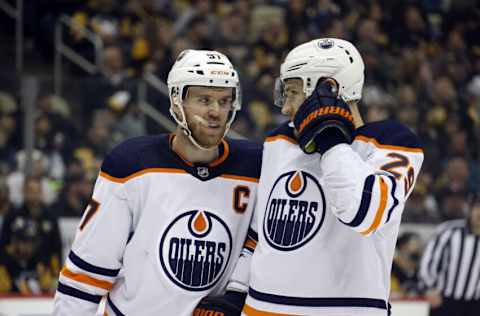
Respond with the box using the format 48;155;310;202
281;78;306;122
471;204;480;235
183;86;234;148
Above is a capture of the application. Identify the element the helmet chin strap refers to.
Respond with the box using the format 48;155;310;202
169;105;213;151
186;115;216;151
186;132;214;151
187;113;236;151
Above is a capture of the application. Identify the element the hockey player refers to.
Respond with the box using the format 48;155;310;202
53;50;262;315
218;38;424;316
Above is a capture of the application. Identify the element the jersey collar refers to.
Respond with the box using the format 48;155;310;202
168;133;230;180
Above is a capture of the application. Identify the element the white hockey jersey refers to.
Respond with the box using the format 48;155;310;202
232;120;424;316
53;134;262;316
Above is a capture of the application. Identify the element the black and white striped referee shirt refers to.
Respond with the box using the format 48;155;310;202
419;219;480;301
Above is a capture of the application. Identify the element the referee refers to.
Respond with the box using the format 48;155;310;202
419;194;480;316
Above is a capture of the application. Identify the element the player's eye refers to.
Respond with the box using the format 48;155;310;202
285;90;298;98
218;97;233;108
197;96;210;104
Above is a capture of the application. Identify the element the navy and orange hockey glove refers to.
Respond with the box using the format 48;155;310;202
293;79;355;155
193;291;246;316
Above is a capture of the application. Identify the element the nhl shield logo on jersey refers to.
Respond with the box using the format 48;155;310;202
159;210;232;291
263;170;326;251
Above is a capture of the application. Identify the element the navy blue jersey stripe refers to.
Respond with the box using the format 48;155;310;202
69;251;120;277
354;119;422;150
340;175;375;227
249;288;387;309
248;228;258;241
244;245;255;253
100;135;162;178
266;121;295;139
108;295;126;316
57;282;102;304
385;176;399;223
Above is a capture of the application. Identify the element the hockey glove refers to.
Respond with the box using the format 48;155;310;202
193;291;246;316
293;79;355;155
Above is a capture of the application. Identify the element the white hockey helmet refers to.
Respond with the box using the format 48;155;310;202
167;49;241;149
274;38;365;107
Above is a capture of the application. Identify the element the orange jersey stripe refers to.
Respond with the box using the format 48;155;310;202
209;139;230;167
361;177;388;235
61;266;113;290
265;135;297;145
243;304;297;316
220;174;259;183
354;135;423;153
244;239;257;249
99;168;188;183
101;170;258;183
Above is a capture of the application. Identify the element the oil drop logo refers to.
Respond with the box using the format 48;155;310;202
159;210;232;291
264;170;326;251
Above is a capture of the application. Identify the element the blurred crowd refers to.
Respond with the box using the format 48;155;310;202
0;0;479;297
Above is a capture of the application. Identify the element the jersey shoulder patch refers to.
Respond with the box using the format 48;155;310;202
354;119;423;152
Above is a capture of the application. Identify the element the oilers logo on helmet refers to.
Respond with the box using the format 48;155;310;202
263;171;326;251
159;210;232;291
318;38;334;49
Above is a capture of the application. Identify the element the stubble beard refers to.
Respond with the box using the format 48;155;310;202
189;118;226;148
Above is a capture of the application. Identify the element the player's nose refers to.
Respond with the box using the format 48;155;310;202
206;106;221;121
208;100;221;115
281;103;292;116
